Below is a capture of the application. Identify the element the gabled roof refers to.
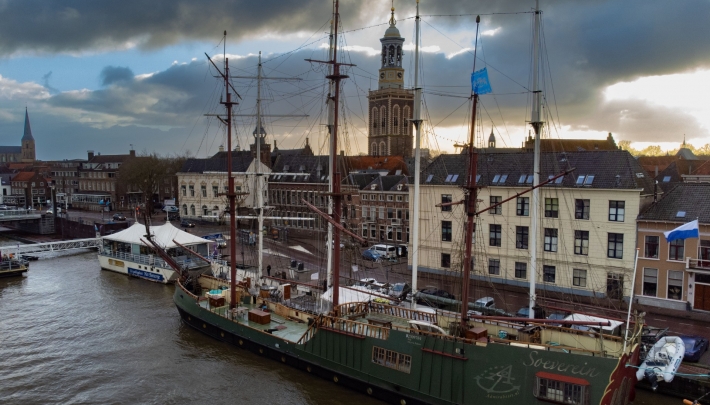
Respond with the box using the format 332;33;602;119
269;154;330;183
11;171;44;182
87;154;134;165
22;109;34;142
638;183;710;223
180;151;254;173
0;146;21;154
344;172;379;190
421;150;655;194
345;155;409;175
363;175;408;192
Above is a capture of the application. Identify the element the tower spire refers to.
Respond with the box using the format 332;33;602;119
22;108;34;141
389;1;396;27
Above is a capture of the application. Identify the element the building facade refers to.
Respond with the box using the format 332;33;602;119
636;183;710;311
9;171;51;208
413;150;655;300
74;150;135;211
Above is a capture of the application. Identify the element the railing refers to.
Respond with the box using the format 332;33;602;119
12;238;101;255
100;249;201;269
688;258;710;271
368;302;438;324
316;315;390;340
0;209;43;219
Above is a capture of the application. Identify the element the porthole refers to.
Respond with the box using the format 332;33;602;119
188;316;191;321
239;339;243;346
202;323;206;328
306;366;312;373
400;400;406;405
281;356;286;363
333;376;339;383
220;332;225;337
259;348;264;354
367;388;373;395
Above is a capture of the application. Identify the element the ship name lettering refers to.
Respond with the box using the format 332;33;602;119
523;351;600;378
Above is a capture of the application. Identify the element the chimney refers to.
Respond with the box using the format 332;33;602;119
654;166;658;176
340;150;345;156
129;149;136;158
274;140;277;149
305;137;309;146
87;150;94;160
219;144;225;152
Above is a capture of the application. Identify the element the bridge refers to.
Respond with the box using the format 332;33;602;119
0;209;43;221
5;238;101;256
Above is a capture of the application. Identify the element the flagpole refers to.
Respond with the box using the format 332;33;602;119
623;248;640;353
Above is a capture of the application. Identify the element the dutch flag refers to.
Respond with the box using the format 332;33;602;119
664;219;699;242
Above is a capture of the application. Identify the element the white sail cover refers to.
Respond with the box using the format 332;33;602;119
102;222;211;248
321;286;382;304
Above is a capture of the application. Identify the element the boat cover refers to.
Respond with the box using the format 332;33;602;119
102;222;211;248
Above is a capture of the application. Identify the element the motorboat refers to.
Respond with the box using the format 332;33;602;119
636;335;685;390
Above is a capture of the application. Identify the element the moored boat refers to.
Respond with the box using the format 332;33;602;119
98;222;212;283
0;258;28;278
636;336;685;390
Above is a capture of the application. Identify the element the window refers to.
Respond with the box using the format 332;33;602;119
575;199;590;220
372;346;411;374
441;253;451;268
544;229;558;252
371;227;376;238
607;233;624;259
182;204;187;215
181;185;186;196
543;266;556;283
441;221;452;242
668;270;683;300
669;239;684;261
490;196;502;215
189;185;195;197
488;259;500;275
643;268;658;297
362;225;368;237
396;195;403;202
387;195;393;201
534;374;589;405
645;235;659;259
201;185;207;197
517;197;529;216
213;186;219;197
202;205;208;215
489;224;502;247
608;201;625;222
516;226;529;249
573;269;587;287
441;194;452;212
515;262;527;279
574;231;589;255
544;198;559;218
387;208;394;219
190;204;195;216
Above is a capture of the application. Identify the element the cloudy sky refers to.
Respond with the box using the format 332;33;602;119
0;0;708;160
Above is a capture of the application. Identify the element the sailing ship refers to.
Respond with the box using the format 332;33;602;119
161;2;644;404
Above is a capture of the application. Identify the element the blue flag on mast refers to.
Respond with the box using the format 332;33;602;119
471;68;492;95
664;219;699;242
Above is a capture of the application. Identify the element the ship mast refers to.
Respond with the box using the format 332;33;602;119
528;0;543;319
460;15;482;328
410;0;423;303
326;18;335;294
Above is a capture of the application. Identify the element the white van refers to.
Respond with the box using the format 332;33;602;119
368;244;397;259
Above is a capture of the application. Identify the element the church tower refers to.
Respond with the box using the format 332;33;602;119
367;5;414;157
21;108;36;162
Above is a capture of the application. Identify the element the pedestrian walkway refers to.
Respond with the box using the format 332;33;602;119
6;238;101;256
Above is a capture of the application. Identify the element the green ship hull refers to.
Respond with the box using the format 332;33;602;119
174;279;640;405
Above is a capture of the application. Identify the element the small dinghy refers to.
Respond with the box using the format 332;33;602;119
636;335;685;390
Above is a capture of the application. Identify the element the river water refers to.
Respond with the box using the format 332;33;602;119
0;250;676;405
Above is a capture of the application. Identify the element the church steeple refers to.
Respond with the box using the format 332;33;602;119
21;108;36;162
378;3;405;90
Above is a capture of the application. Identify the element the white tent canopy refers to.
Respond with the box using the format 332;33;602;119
102;222;211;248
321;286;382;305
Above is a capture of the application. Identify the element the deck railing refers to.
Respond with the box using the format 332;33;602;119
368;302;438;324
101;249;201;269
315;315;390;340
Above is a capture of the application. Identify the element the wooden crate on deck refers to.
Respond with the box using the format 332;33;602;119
248;309;271;325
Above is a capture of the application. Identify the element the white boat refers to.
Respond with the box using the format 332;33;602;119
636;335;685;390
98;222;213;284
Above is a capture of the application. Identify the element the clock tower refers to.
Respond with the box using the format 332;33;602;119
367;5;414;157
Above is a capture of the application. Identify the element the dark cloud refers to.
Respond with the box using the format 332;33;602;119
2;0;708;157
41;71;59;94
100;66;134;86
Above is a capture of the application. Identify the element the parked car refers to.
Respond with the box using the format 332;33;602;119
163;206;179;213
112;213;126;221
417;288;455;307
387;282;411;299
168;213;180;221
546;312;569;326
680;335;709;362
180;219;196;228
361;249;382;262
473;297;496;310
516;306;545;319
